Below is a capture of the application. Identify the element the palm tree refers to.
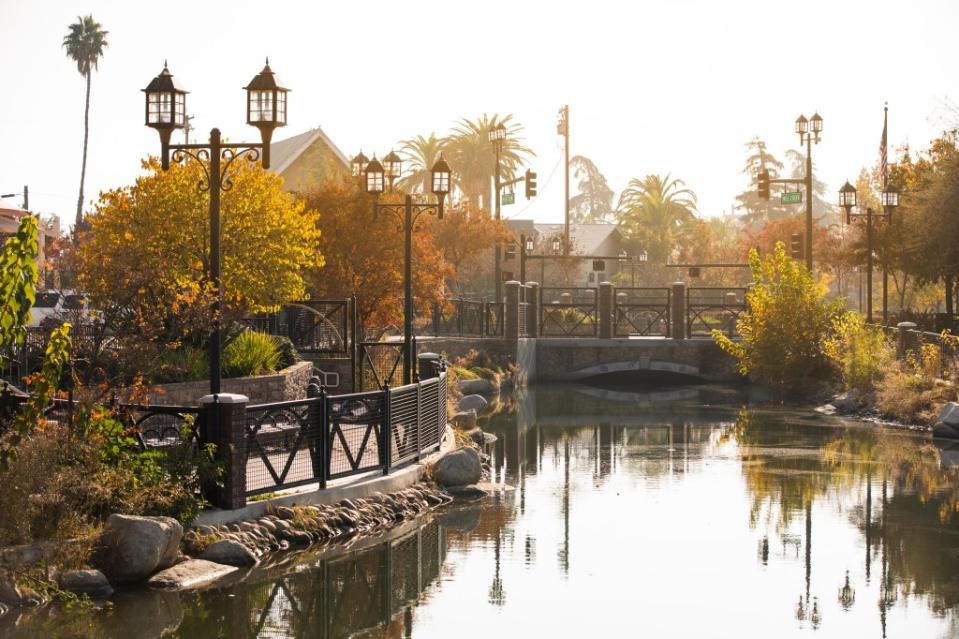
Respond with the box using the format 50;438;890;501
63;15;108;233
616;174;698;264
397;133;445;193
443;113;534;210
569;155;615;223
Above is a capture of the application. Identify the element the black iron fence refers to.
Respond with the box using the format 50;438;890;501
358;341;407;391
686;287;747;337
244;372;447;496
614;287;671;337
1;323;116;390
540;287;598;337
242;298;353;356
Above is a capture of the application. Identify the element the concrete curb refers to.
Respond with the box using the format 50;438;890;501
193;425;456;528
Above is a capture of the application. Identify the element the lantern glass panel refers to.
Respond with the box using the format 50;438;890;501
432;169;450;194
147;92;172;125
366;169;384;194
882;189;899;208
249;89;274;123
276;90;287;124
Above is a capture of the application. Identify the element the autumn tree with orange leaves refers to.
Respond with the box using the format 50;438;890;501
300;176;452;336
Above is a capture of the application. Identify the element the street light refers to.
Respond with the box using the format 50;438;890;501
364;155;450;384
552;237;562;254
383;150;402;189
144;59;287;394
350;151;369;178
795;111;822;270
839;180;898;324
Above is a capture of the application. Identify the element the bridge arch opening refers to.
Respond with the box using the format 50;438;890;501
563;360;708;386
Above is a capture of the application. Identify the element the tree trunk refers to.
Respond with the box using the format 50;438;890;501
75;70;92;236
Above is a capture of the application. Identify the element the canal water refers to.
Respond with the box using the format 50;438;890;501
7;383;959;638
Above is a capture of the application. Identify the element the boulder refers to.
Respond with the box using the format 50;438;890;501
814;404;837;416
933;421;959;440
457;394;488;413
832;390;859;414
468;428;498;449
95;514;183;583
939;402;959;427
432;447;482;487
451;410;477;429
199;539;258;567
59;569;113;599
458;378;495;395
148;559;238;591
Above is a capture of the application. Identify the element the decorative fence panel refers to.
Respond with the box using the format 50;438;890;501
686;287;747;337
244;372;447;496
243;299;351;355
358;341;406;392
485;302;505;337
1;324;116;390
614;288;671;337
428;298;487;337
540;287;599;337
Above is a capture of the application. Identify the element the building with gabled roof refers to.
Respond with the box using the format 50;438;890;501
268;127;351;192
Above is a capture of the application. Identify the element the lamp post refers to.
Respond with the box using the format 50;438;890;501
519;233;534;285
618;249;648;287
363;155;450;384
490;123;507;303
839;180;899;323
143;60;288;395
795;113;822;271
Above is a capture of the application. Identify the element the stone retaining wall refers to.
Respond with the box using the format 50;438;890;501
147;360;314;406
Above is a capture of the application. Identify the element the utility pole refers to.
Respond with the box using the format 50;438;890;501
22;185;28;211
558;105;570;255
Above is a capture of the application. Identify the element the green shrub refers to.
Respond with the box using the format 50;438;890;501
272;335;300;370
154;345;208;383
713;242;843;397
223;330;282;378
825;312;895;395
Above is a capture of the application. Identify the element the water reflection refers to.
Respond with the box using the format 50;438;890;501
15;383;959;637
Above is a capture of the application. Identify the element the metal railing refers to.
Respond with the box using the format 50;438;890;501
540;287;598;337
686;287;747;337
244;372;447;496
242;298;352;355
614;287;671;337
358;341;407;391
1;323;116;390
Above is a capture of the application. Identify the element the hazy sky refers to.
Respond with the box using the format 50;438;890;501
2;0;957;228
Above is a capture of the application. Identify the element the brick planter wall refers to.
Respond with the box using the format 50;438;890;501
147;360;314;406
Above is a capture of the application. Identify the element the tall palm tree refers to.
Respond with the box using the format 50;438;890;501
616;174;698;264
63;15;108;233
443;113;534;210
397;133;445;193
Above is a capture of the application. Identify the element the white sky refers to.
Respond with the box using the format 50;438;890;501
2;0;957;228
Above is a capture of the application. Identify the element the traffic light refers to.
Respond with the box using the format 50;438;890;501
757;169;770;200
505;239;517;260
525;169;537;199
789;233;803;260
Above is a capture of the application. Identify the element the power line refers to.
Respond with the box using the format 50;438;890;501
503;150;564;220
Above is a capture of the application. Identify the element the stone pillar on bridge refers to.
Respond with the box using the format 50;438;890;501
670;282;687;340
896;321;919;360
199;392;249;510
526;282;540;338
505;280;521;341
599;281;615;339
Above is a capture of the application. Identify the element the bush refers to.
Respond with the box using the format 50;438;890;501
154;345;208;383
223;330;282;378
825;313;895;395
876;345;956;424
714;242;843;397
272;335;300;370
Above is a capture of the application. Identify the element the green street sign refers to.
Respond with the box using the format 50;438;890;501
782;191;802;204
502;192;515;205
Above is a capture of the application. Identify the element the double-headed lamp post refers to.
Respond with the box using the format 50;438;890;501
143;60;288;394
795;112;823;271
362;154;451;385
839;180;899;324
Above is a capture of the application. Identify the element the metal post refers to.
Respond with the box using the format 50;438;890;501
883;267;889;324
350;293;359;392
209;128;223;395
319;384;328;490
805;133;813;271
866;208;874;324
382;383;392;475
494;142;503;303
520;233;527;284
562;105;570;255
403;195;414;385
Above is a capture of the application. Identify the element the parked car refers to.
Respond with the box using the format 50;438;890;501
28;290;64;327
